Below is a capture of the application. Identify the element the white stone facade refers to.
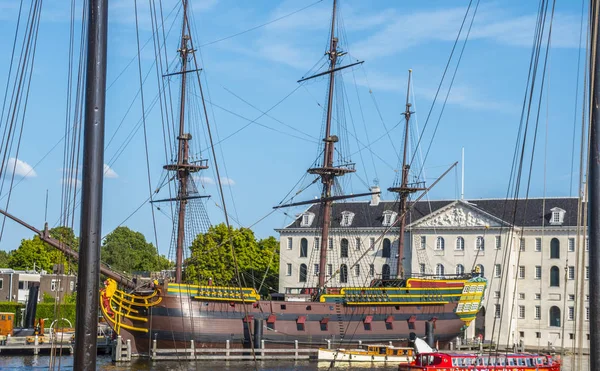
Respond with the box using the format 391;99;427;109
277;198;590;351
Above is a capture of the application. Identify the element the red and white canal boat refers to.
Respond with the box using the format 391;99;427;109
398;352;561;370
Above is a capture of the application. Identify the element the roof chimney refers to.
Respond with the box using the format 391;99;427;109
370;186;381;206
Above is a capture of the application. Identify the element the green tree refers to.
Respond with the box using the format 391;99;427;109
8;226;79;273
0;250;11;268
101;226;171;274
184;224;279;297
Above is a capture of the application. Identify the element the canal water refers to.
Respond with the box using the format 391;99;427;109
0;354;590;370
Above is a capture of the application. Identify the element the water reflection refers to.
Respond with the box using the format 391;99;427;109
0;354;590;370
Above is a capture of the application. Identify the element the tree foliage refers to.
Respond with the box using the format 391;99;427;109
101;226;171;274
184;224;279;297
8;227;78;272
0;250;10;267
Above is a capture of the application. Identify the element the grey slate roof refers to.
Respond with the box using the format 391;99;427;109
283;197;581;229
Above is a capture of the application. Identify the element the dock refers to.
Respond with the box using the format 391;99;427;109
113;336;407;362
0;335;72;355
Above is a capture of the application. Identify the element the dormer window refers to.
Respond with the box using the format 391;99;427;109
300;212;315;227
549;207;565;226
340;211;355;227
382;211;397;226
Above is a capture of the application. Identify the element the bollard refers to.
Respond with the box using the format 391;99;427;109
126;339;131;361
358;340;362;349
34;335;39;355
226;339;230;357
295;340;298;359
190;340;195;358
152;339;157;359
389;341;393;346
116;335;122;361
261;339;265;357
449;341;454;351
327;339;331;350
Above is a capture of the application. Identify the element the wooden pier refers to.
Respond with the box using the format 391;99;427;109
0;335;72;355
112;336;407;362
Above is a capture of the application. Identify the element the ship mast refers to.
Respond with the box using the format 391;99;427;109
306;0;355;289
388;70;425;279
164;0;208;283
588;0;600;367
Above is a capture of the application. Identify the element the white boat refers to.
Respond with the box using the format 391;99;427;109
318;344;414;363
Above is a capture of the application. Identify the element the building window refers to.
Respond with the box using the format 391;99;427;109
568;238;575;252
340;264;348;283
419;263;426;275
520;238;525;252
382;264;390;280
456;264;465;275
355;237;361;250
494;304;501;318
568;266;575;280
327;264;332;277
568;307;575;321
568;294;575;301
286;264;292;276
476;236;485;251
475;264;484;277
586;238;589;251
287;237;293;250
535;306;541;320
456;236;464;250
435;264;445;276
340;211;355;227
586;266;589;279
494;291;500;299
382;211;397;226
536;332;541;338
519;293;525;300
328;237;334;250
550;208;565;225
300;213;314;227
299;264;307;282
518;266;525;279
300;238;308;258
369;237;375;250
535;238;542;251
550;238;560;259
535;266;542;279
0;279;3;290
340;239;349;258
436;237;445;250
519;331;524;338
420;236;426;250
382;239;391;258
354;265;360;277
518;305;525;319
494;264;501;278
495;236;501;250
586;307;590;321
369;264;374;277
535;293;541;300
50;280;57;292
314;237;320;250
314;264;319;276
550;266;560;287
549;306;561;327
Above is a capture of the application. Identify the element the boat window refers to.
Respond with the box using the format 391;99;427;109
517;358;526;366
379;347;386;355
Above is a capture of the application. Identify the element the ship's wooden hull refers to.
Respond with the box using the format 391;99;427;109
113;294;466;355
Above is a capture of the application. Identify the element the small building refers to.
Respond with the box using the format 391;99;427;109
0;269;76;303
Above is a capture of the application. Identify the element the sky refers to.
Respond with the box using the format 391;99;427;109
0;0;589;261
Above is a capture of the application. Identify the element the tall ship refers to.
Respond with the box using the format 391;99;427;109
0;0;487;356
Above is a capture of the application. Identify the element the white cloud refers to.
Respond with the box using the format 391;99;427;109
62;177;81;188
220;177;235;186
7;158;36;178
103;164;118;179
194;176;235;186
